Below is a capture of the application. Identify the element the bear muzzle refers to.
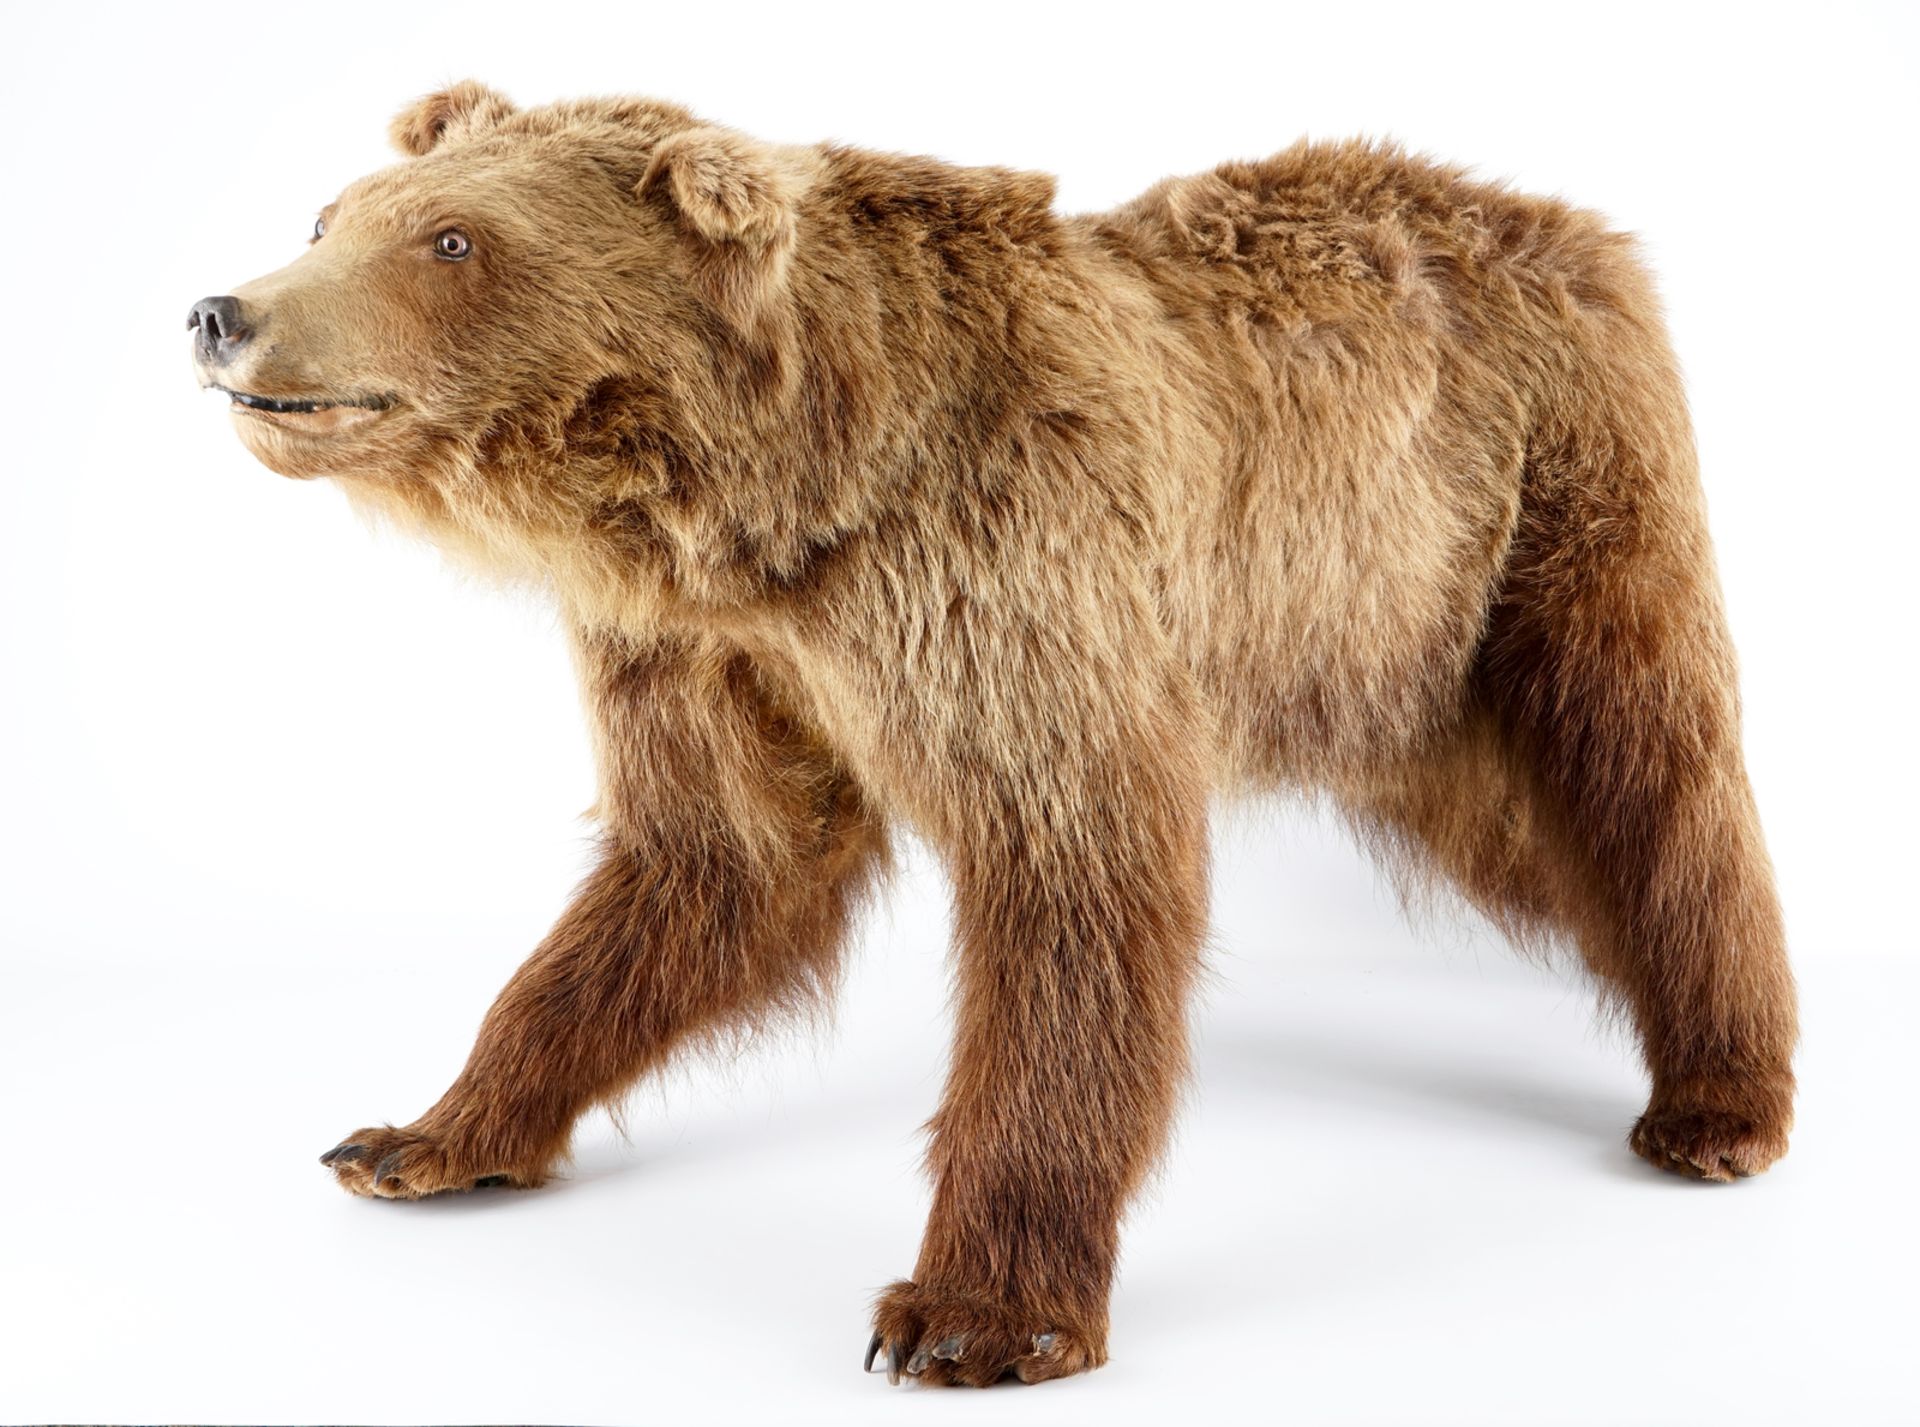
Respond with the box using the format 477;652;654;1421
189;293;398;440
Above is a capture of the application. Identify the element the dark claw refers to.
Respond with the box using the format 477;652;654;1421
373;1151;405;1188
474;1174;509;1188
319;1142;366;1166
864;1333;883;1373
906;1347;931;1375
1032;1332;1058;1354
932;1335;964;1361
887;1341;907;1386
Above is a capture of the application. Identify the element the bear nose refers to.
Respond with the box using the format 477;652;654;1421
187;295;252;364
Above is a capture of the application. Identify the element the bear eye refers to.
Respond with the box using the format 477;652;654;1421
312;215;326;241
434;229;473;261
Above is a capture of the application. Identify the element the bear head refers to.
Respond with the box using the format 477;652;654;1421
188;83;813;494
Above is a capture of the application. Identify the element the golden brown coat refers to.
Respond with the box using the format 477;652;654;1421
191;83;1797;1387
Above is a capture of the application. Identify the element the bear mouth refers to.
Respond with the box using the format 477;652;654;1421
216;385;398;435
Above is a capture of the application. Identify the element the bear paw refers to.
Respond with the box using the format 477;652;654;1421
865;1281;1104;1387
319;1124;544;1199
1629;1103;1789;1182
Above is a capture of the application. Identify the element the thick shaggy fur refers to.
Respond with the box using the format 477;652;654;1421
191;84;1796;1387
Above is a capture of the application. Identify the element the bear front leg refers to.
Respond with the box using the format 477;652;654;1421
870;750;1209;1385
320;830;874;1197
322;629;887;1198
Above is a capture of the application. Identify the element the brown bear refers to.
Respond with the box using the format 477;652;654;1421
187;83;1797;1387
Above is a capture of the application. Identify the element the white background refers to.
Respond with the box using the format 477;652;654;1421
3;2;1916;1423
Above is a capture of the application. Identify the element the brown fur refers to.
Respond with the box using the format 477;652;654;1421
191;85;1797;1387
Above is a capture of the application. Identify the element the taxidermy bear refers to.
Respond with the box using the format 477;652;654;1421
188;83;1797;1386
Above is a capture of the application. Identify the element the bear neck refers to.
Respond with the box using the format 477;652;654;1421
397;146;1129;644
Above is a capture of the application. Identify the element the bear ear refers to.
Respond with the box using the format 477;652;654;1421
389;81;516;157
639;126;807;326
